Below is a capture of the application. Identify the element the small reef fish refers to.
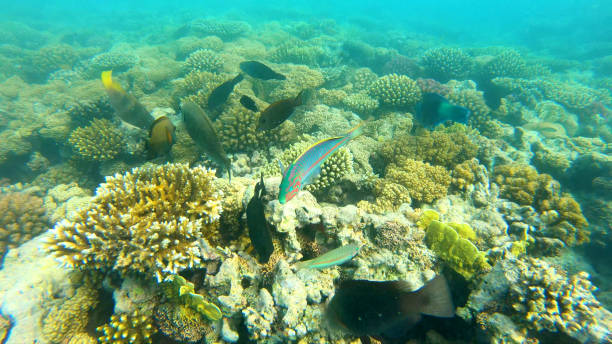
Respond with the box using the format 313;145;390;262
279;123;362;204
207;74;244;110
257;91;303;131
416;92;470;129
327;275;454;339
240;95;259;112
101;70;155;130
246;174;275;263
181;101;232;181
147;116;176;158
239;61;286;80
294;244;360;270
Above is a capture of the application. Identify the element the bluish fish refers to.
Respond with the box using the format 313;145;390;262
416;92;470;129
279;123;362;204
294;244;360;270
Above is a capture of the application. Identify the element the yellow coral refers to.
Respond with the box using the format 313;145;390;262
162;275;222;321
45;163;222;281
357;179;412;214
385;158;451;204
68;118;125;161
97;310;156;344
42;283;99;343
0;191;48;259
416;209;440;230
154;303;213;342
425;220;490;279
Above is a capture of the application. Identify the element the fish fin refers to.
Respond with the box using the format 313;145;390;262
227;158;232;184
278;159;286;175
294;90;305;105
346;122;364;140
101;70;124;93
293;260;309;270
413;275;454;318
301;164;321;186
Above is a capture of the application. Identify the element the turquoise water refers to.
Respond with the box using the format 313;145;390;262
0;1;610;343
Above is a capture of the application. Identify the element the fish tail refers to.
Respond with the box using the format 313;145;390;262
411;275;454;318
345;121;365;140
101;70;124;93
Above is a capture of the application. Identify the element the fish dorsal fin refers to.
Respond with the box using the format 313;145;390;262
292;136;340;165
413;275;454;318
278;159;286;176
101;70;124;93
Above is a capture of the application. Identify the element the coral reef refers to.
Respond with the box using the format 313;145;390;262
478;49;528;79
68;118;126;161
357;179;411;214
349;67;378;91
190;19;250;40
183;49;223;73
342;91;379;117
162;274;222;321
368;73;422;108
97;310;156;344
45;163;222;281
385;158;451;204
86;51;137;77
422;47;474;82
0;191;49;260
154;303;213;343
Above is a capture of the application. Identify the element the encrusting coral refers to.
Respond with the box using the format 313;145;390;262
161;274;222;322
68;118;126;161
0;191;49;260
45;163;222;281
384;158;451;204
97;310;157;344
368;73;422;108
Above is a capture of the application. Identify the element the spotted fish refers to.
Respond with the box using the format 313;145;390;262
278;123;362;204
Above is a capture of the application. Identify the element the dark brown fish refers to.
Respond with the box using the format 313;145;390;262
257;91;303;131
327;275;454;339
207;74;244;110
182;101;232;180
101;70;154;130
239;61;286;80
240;95;258;112
147;116;176;158
246;174;274;263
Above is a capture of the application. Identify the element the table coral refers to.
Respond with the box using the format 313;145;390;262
421;47;474;82
368;73;422;108
68;118;126;161
0;191;49;260
97;310;156;344
385;158;451;204
45;163;222;281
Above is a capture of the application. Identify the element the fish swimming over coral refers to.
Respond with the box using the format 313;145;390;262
181;101;231;180
240;95;259;112
416;92;470;129
207;73;244;110
279;123;362;204
147;116;176;158
327;275;454;339
257;91;303;131
239;61;286;80
101;70;155;130
294;243;360;269
246;174;275;263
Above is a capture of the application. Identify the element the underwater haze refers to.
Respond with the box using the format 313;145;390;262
0;1;611;343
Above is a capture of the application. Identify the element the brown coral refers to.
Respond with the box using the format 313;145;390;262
385;158;451;204
68;118;125;161
0;191;49;260
42;283;99;343
45;163;222;281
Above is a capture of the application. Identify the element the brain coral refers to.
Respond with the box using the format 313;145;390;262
46;163;222;281
422;47;474;82
368;74;422;108
68;118;126;161
0;191;49;260
385;158;451;204
183;49;223;73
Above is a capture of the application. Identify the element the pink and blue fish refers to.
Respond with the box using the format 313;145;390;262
279;123;363;204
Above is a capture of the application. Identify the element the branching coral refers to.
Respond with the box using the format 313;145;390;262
478;49;528;79
422;47;473;82
183;49;223;73
349;67;378;91
24;43;79;82
42;283;99;343
385;158;451;204
0;191;49;259
368;73;422;108
447;88;492;132
45;163;222;281
378;128;477;169
68;118;126;161
425;220;490;279
451;158;484;191
97;310;157;344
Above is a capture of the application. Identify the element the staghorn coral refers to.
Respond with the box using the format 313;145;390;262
45;163;222;281
183;49;223;73
378;127;477;169
97;310;157;344
368;73;422;108
422;47;474;82
0;191;49;259
385;158;451;204
357;179;411;214
162;274;222;321
216;106;296;154
68;118;126;161
425;220;491;279
342;91;379;116
41;283;99;343
154;303;213;343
